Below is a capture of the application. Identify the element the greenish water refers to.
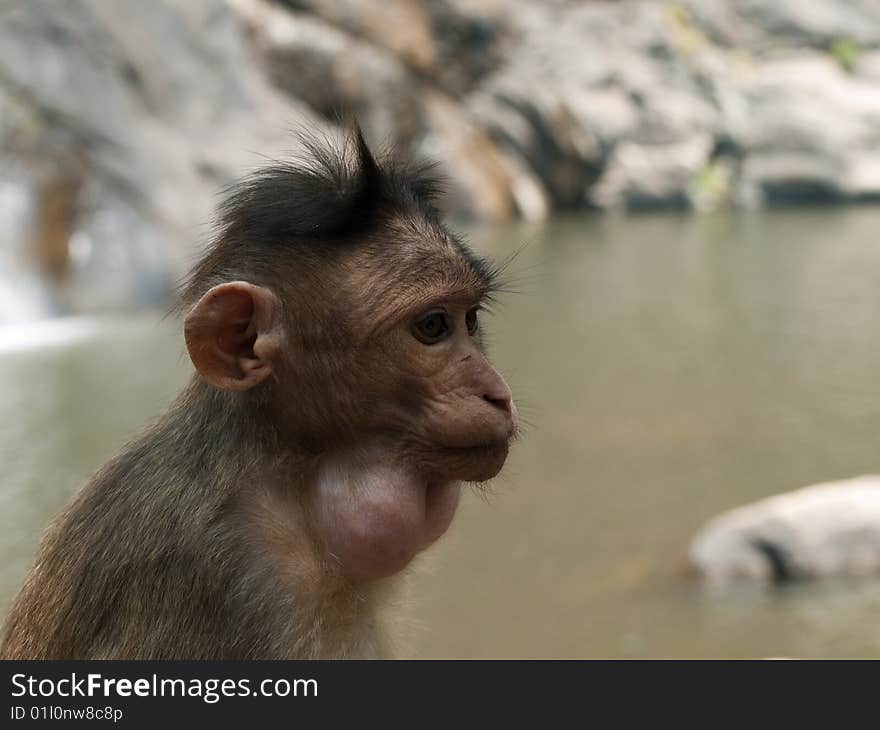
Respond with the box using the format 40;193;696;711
4;207;880;658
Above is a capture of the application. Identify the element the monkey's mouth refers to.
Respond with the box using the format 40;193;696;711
443;440;510;482
447;438;510;455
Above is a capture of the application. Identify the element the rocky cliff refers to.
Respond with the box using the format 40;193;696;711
236;0;880;218
3;0;880;319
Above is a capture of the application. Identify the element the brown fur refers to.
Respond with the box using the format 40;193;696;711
0;129;515;659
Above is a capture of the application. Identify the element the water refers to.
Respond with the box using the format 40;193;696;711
3;207;880;657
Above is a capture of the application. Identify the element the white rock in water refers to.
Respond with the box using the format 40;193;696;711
690;476;880;583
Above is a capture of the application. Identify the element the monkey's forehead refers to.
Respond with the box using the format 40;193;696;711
348;219;492;288
365;253;487;298
337;239;491;330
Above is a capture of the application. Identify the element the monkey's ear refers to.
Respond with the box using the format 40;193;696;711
184;282;284;391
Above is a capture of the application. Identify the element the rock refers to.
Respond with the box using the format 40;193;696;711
854;50;880;82
690;475;880;583
420;0;513;95
270;0;512;95
0;0;320;322
590;134;714;210
738;54;880;203
419;91;548;221
458;0;880;211
7;0;880;314
234;0;546;221
732;0;880;49
468;86;603;210
464;1;731;210
272;0;439;75
233;0;421;147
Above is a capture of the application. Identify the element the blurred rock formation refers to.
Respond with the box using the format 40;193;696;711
3;0;880;318
690;475;880;583
0;0;317;322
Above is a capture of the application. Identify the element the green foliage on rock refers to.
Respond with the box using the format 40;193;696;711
830;37;861;72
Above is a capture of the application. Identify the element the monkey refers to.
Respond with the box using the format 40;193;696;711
0;127;517;659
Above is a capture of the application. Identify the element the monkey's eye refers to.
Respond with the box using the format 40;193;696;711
412;311;453;345
465;307;479;336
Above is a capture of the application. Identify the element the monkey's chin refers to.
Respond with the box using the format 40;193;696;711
448;441;510;483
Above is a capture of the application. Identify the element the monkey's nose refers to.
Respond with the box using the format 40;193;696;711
483;393;512;415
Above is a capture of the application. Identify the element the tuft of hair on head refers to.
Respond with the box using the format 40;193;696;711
176;123;446;312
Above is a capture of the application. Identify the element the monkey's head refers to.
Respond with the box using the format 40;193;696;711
180;128;517;581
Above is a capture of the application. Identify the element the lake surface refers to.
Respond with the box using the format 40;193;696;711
3;207;880;657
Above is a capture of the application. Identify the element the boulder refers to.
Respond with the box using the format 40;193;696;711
0;0;319;323
419;91;548;221
731;0;880;49
690;475;880;583
8;0;880;318
233;0;421;147
234;0;546;221
464;1;730;210
590;134;714;210
738;54;880;203
270;0;512;94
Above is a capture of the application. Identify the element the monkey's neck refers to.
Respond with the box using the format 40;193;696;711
176;382;461;575
174;381;459;655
